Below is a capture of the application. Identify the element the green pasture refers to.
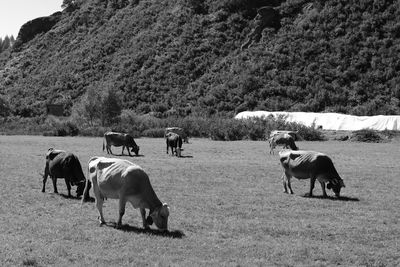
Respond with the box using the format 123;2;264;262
0;136;399;266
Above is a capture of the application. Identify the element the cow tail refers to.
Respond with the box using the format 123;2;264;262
81;167;91;204
102;138;105;151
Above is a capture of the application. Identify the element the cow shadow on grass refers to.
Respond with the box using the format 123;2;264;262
110;154;145;157
302;195;360;201
103;222;185;238
179;155;193;158
59;193;95;202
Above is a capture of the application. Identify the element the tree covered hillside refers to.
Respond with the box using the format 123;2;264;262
1;0;400;118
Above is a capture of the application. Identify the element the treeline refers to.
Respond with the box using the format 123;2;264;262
0;35;15;53
1;82;324;140
0;0;400;120
0;113;325;141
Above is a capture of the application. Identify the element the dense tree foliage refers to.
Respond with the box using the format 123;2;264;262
0;35;15;53
1;0;400;118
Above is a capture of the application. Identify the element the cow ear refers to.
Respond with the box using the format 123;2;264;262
146;216;153;225
161;204;170;217
326;183;332;189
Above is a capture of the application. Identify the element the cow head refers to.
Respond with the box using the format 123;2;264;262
75;180;86;197
327;179;345;197
147;203;170;230
131;145;140;156
126;135;140;155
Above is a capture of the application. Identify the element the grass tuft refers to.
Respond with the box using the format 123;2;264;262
22;258;38;266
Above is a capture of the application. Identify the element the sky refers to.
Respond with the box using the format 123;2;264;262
0;0;63;38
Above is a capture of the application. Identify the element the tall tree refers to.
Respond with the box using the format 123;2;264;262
0;96;10;117
101;89;122;126
62;0;78;11
10;35;15;47
1;35;11;51
75;86;103;126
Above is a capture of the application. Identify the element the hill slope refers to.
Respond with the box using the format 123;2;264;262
1;0;400;117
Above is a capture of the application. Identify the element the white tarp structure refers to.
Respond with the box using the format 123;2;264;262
235;111;400;131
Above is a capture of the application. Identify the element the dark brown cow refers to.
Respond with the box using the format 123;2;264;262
166;132;183;157
42;148;89;199
165;127;189;143
103;131;140;156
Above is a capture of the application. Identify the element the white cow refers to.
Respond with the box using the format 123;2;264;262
279;150;345;197
82;157;169;230
269;130;298;140
269;133;298;154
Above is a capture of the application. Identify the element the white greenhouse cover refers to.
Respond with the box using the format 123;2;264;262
235;111;400;131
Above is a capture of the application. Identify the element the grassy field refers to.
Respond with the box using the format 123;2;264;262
0;135;399;266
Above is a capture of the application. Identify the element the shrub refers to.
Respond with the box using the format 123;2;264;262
207;118;246;141
41;116;79;136
245;116;325;141
351;129;383;142
246;121;265;140
296;124;325;141
142;128;165;138
1;113;328;141
79;126;107;137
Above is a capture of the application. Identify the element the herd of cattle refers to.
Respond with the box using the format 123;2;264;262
42;128;346;231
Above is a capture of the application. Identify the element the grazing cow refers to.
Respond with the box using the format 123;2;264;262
82;157;170;230
165;127;188;143
269;133;298;154
103;131;140;156
279;150;345;197
166;132;183;157
269;130;298;140
42;148;89;199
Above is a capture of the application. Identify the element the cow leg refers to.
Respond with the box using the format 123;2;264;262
117;197;127;228
305;176;316;197
51;176;58;194
319;180;328;198
92;179;106;225
140;208;150;229
270;143;275;154
42;164;49;193
42;175;48;193
95;197;106;225
127;146;132;157
282;173;293;194
107;146;113;155
65;179;72;197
